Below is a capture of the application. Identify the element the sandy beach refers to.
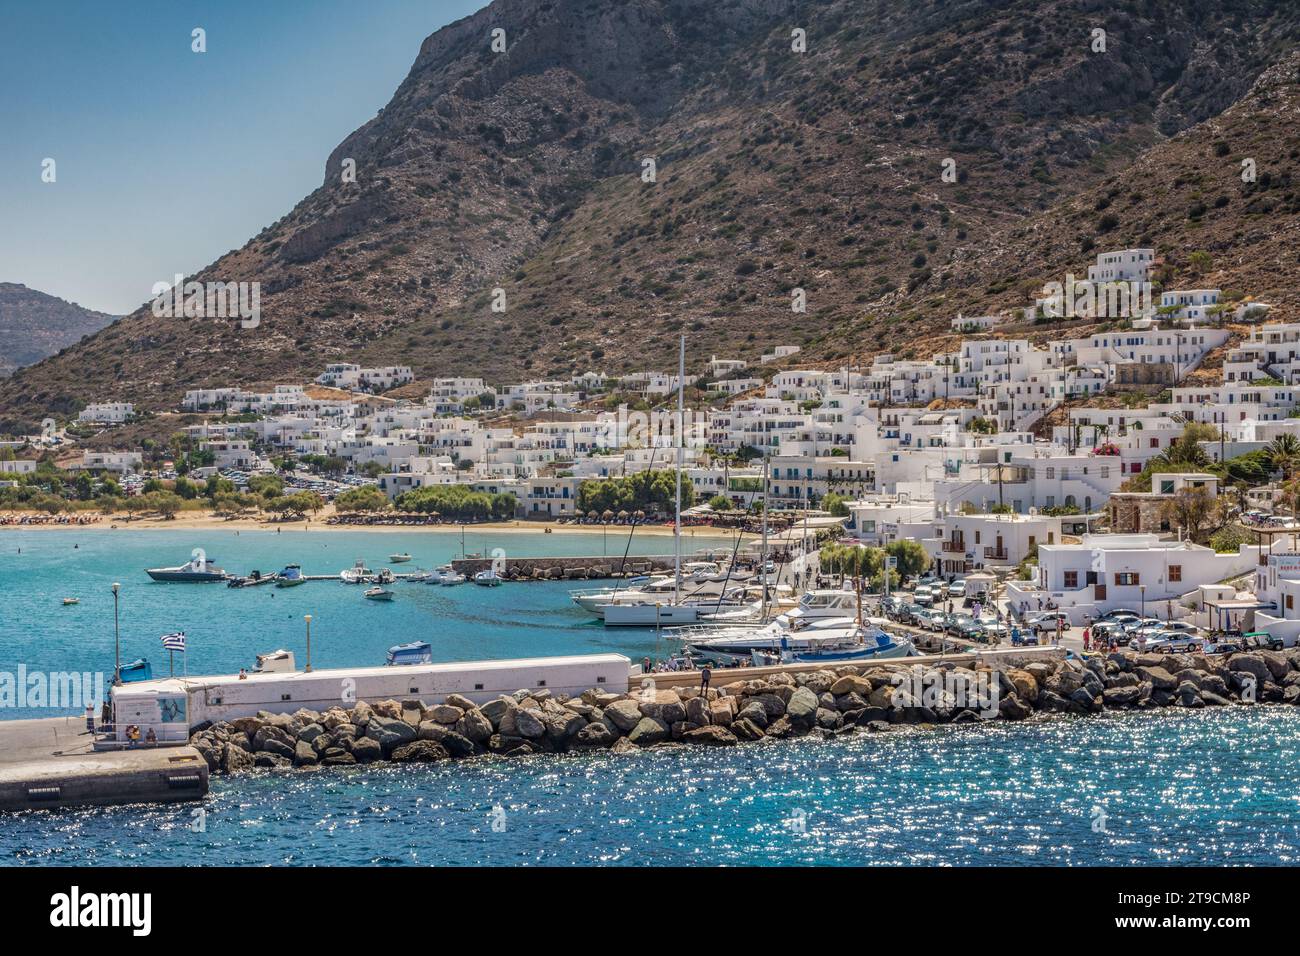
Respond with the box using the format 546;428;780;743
0;509;751;538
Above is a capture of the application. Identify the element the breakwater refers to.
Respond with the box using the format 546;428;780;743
188;647;1300;774
450;554;678;579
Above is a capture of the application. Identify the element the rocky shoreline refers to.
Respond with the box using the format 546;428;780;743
189;648;1300;775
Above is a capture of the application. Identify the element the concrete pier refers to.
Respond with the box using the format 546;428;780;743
0;716;209;812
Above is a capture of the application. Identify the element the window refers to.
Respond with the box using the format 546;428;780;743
1064;571;1078;589
1115;572;1140;586
1168;565;1181;583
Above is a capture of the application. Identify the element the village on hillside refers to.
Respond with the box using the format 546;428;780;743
5;245;1300;638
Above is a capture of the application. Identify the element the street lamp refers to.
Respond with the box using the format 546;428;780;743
1139;583;1146;619
111;582;121;685
304;614;313;672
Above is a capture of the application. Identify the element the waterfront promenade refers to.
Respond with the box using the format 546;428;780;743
0;716;208;811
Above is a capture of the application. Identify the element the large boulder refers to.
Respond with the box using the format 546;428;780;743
1103;686;1142;707
365;715;418;752
1228;655;1272;688
479;697;515;729
1006;669;1039;703
455;710;494;744
730;718;766;741
605;699;645;733
709;698;736;726
391;740;450;763
427;704;464;725
1135;665;1178;690
252;724;294;752
627;717;670;747
685;696;712;726
750;693;787;718
1177;681;1205;708
320;747;357;766
296;722;326;745
293;740;319;766
999;694;1032;720
351;736;383;763
786;687;819;726
513;708;547;740
830;674;873;697
220;741;254;773
573;721;619;748
736;701;770;728
445;693;478;711
682;725;738;746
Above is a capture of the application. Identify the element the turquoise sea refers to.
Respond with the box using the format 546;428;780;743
2;528;1298;866
0;526;732;717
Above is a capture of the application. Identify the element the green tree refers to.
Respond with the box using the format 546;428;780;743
884;539;929;581
335;486;391;513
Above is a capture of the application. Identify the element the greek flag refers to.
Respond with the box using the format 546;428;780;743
161;631;187;652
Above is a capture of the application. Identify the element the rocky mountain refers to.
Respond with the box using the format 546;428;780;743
3;0;1298;429
0;283;117;378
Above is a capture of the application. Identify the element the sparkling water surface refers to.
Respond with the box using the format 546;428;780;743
2;529;1297;866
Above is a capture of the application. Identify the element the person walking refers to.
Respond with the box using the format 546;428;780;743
1082;626;1091;651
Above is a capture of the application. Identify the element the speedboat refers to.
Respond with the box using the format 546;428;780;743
363;586;394;601
275;564;306;587
750;630;916;665
473;569;502;587
339;559;373;584
388;553;412;564
62;597;79;606
681;618;865;664
145;555;227;582
440;570;466;586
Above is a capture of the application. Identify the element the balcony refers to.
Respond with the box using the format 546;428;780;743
941;540;966;553
983;547;1009;561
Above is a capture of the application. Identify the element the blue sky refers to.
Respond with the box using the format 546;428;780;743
0;0;484;315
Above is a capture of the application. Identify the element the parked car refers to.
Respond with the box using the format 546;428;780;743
1026;611;1071;633
1097;608;1142;622
924;609;950;631
946;614;976;637
1148;633;1207;654
947;579;967;598
980;619;1010;642
913;588;935;607
902;604;928;626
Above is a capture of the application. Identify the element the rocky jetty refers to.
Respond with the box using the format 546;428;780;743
188;648;1300;775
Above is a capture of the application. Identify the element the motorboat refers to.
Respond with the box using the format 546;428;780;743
145;555;227;582
473;568;502;587
375;568;396;585
686;619;909;665
227;569;277;588
388;553;412;564
62;597;79;606
750;630;917;665
570;575;672;616
339;559;373;584
363;586;394;601
274;565;306;587
429;565;466;586
386;641;432;665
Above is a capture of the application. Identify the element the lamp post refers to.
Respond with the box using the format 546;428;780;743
304;614;313;673
111;582;121;685
1139;583;1146;619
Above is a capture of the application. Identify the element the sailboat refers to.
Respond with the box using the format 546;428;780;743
602;335;696;627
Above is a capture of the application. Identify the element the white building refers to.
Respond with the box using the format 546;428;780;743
77;402;135;424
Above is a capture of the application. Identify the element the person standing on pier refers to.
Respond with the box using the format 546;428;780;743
84;704;95;735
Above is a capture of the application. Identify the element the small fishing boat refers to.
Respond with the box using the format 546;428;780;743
62;597;79;606
473;568;502;587
375;568;396;585
440;569;466;586
275;564;306;587
363;586;394;601
388;553;412;564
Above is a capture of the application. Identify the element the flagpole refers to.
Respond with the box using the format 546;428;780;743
169;649;174;678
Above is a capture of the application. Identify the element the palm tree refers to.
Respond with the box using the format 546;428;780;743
1268;434;1300;480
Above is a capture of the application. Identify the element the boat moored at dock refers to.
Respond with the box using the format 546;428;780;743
145;554;227;582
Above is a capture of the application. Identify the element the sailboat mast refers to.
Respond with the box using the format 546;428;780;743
761;455;769;620
674;334;685;606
